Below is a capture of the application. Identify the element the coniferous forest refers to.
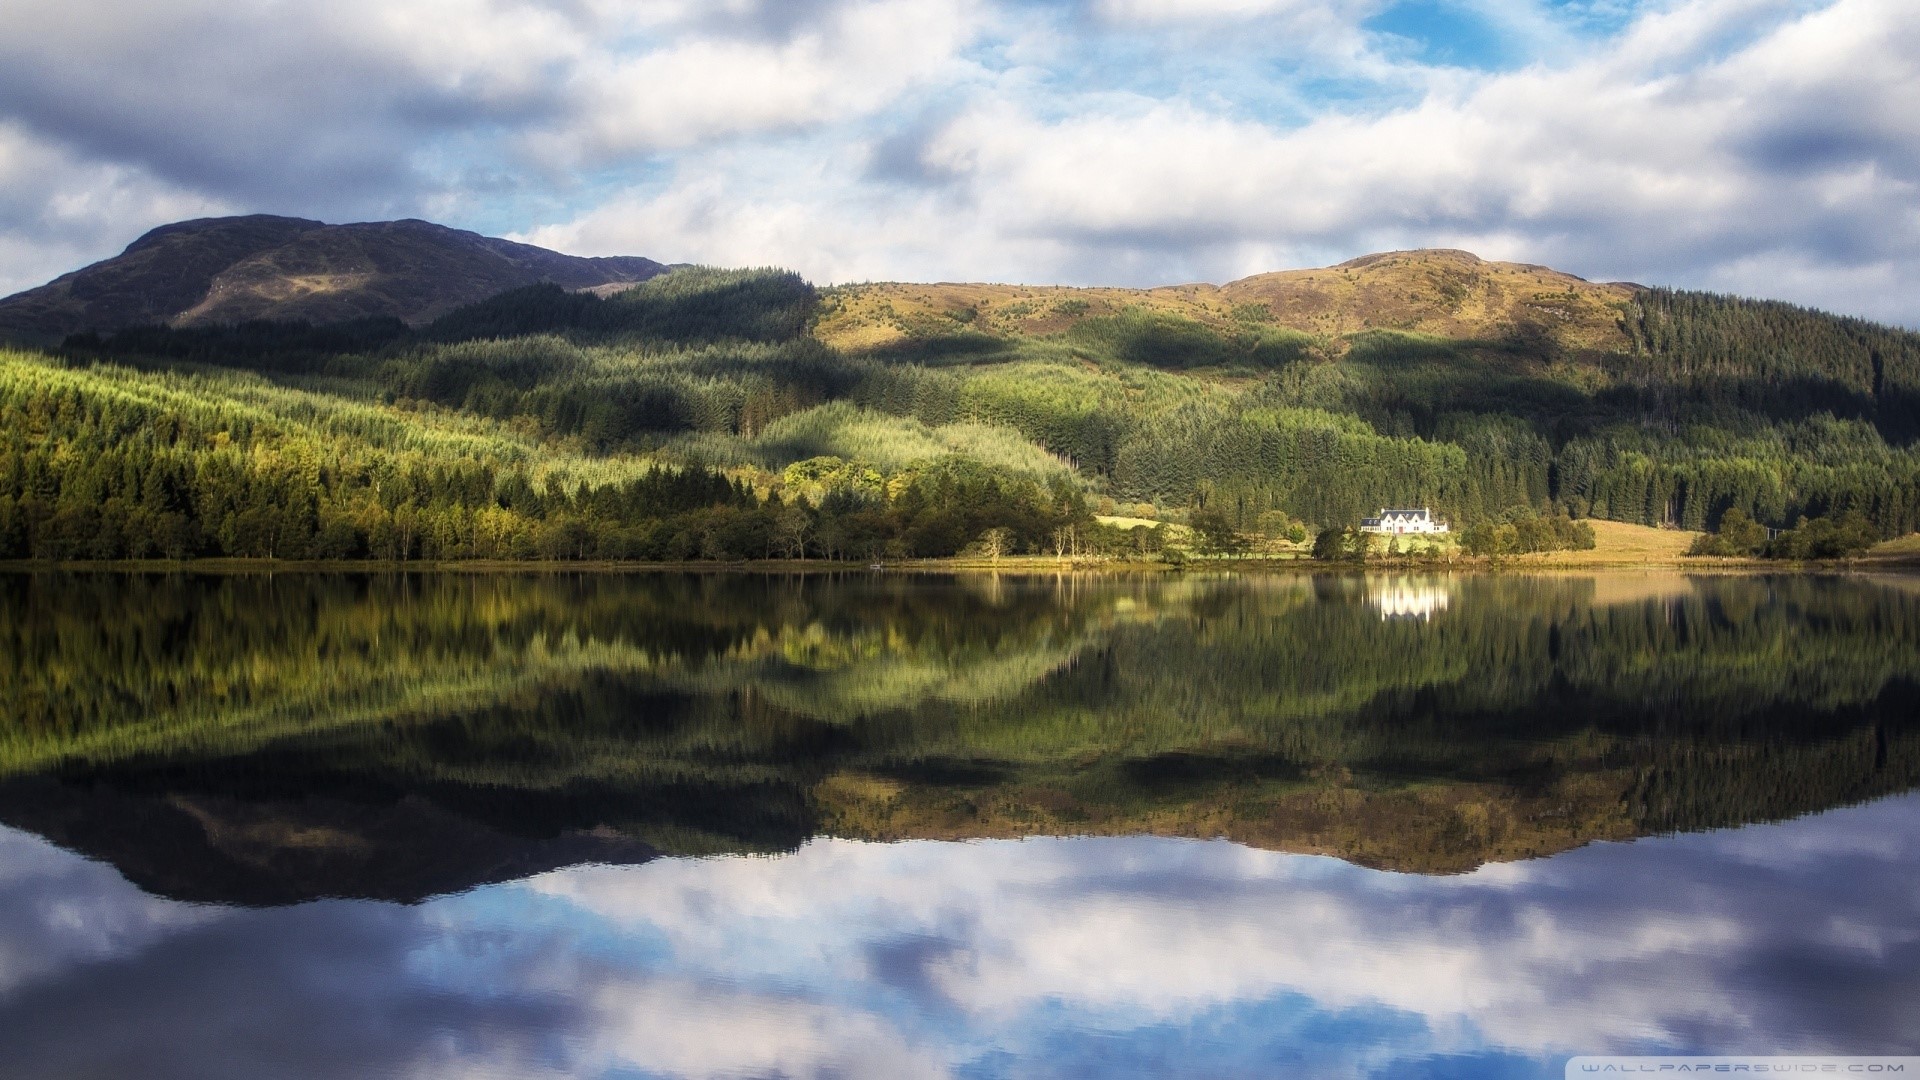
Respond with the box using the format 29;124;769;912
4;259;1919;562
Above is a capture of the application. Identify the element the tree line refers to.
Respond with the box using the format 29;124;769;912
1686;507;1881;559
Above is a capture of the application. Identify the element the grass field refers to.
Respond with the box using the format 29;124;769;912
1512;519;1701;566
1863;533;1920;564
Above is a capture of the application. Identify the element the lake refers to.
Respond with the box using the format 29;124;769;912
1;570;1917;1077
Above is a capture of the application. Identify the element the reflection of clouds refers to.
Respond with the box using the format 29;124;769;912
537;797;1920;1060
0;829;218;996
584;979;949;1080
2;797;1918;1078
0;866;579;1080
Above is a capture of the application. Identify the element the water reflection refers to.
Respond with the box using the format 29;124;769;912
2;570;1918;1074
1;793;1916;1079
1367;575;1454;620
1;571;1918;900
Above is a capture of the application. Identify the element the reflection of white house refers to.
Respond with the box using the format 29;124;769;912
1368;578;1452;621
1359;508;1449;535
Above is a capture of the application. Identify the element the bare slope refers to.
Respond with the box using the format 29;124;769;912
815;248;1635;353
0;215;669;339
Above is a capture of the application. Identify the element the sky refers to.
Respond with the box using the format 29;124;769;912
2;0;1918;324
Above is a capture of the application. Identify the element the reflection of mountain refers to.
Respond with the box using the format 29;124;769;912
1;571;1917;900
0;775;658;906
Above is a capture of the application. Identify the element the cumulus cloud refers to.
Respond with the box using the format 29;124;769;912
0;0;981;199
0;0;984;289
0;0;564;208
2;0;1918;324
526;0;1920;323
579;979;951;1080
529;0;985;165
0;121;231;297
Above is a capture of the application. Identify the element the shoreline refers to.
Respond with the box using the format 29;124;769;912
3;553;1915;574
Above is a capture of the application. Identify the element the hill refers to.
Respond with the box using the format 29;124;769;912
0;215;667;340
2;228;1919;564
816;248;1634;354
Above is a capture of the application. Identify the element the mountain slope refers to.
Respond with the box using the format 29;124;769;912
0;215;668;339
5;229;1919;561
815;249;1636;354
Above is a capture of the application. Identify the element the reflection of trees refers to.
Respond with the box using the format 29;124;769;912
2;571;1917;879
0;572;1163;773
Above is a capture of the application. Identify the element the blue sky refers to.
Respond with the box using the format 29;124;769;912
2;0;1918;324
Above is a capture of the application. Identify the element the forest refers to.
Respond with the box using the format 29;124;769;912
4;261;1919;562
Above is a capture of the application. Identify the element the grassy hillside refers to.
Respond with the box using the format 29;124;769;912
5;247;1919;562
816;249;1634;353
819;250;1920;536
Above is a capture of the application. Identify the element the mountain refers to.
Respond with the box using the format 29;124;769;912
817;248;1637;355
0;215;668;340
0;775;660;906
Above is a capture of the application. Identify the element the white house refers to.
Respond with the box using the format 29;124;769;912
1359;507;1449;535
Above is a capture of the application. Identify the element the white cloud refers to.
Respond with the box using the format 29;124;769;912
2;0;1918;324
1095;0;1379;24
0;0;984;283
531;0;985;164
0;122;232;297
518;0;1920;324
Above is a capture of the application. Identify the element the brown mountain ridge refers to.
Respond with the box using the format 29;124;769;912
0;215;668;341
3;215;1644;354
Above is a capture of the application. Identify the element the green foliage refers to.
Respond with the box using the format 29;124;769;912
66;317;410;374
682;400;1070;480
424;267;817;345
0;337;1107;564
1762;512;1879;560
1461;509;1595;556
1688;507;1769;556
1620;288;1920;442
1066;307;1315;370
1189;507;1248;555
36;265;1920;552
1312;525;1359;561
0;347;769;562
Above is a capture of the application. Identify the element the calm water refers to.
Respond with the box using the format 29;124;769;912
1;570;1917;1077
